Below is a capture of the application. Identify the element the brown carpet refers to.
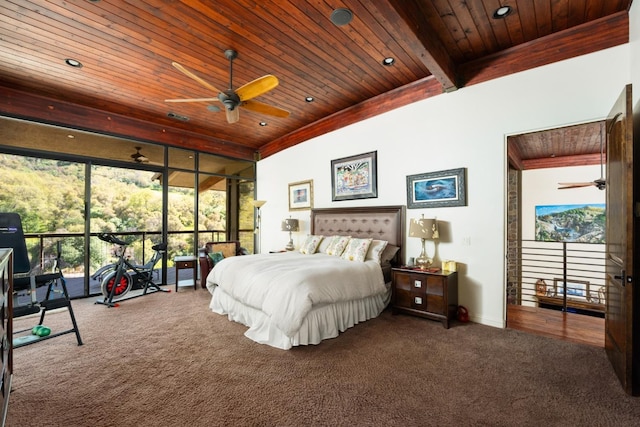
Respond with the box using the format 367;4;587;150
7;288;640;427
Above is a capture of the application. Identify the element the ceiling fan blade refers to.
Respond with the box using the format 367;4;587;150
165;97;220;103
236;75;279;101
225;107;240;124
171;62;221;94
242;99;290;118
557;182;596;189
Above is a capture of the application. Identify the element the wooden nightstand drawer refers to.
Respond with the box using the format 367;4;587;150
394;288;426;311
391;267;458;328
176;260;195;269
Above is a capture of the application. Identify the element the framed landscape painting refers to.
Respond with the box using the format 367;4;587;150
406;167;467;208
535;204;605;243
331;151;378;201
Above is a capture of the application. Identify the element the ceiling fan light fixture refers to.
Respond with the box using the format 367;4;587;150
65;58;83;68
331;8;353;26
493;6;512;19
131;147;150;164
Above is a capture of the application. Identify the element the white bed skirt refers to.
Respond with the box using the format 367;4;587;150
209;285;391;350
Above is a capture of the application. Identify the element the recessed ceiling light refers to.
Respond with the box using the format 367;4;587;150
259;122;267;127
65;58;83;68
493;6;512;19
330;8;353;26
382;57;395;66
305;96;314;103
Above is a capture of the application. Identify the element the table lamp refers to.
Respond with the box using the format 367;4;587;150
281;217;300;251
408;214;439;269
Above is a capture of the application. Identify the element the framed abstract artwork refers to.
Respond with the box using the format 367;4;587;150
331;151;378;201
288;180;313;211
406;167;467;208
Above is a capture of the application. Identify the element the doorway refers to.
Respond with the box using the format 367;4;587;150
506;120;606;347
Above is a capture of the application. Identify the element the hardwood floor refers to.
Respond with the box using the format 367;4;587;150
507;304;604;348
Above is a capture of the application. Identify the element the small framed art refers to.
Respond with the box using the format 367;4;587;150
406;167;467;208
331;151;378;201
288;180;313;211
553;278;590;301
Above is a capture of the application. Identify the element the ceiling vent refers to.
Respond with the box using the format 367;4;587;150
167;112;189;122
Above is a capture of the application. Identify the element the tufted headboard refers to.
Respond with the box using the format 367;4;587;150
311;205;405;266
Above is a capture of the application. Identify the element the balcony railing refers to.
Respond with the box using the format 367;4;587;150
507;240;606;318
16;229;251;299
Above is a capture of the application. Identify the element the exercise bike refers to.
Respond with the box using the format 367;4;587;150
94;233;169;307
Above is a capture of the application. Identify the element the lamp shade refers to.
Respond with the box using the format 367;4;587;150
281;218;299;232
252;200;267;208
409;217;439;240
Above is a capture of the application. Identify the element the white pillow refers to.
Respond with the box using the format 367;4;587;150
365;239;388;263
299;235;323;254
324;235;351;256
341;238;373;262
316;236;331;253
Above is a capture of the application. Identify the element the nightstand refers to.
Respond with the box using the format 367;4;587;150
174;255;197;291
391;267;458;328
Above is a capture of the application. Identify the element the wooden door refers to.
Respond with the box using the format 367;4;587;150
604;84;638;395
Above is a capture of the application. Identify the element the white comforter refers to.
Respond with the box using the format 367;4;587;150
206;252;386;337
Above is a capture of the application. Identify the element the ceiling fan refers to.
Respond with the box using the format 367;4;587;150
558;122;606;190
165;49;290;124
131;147;149;164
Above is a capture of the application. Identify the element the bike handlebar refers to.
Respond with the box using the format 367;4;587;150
97;233;128;246
97;233;166;252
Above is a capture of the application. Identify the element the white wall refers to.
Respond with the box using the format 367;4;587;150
632;1;640;110
256;43;630;329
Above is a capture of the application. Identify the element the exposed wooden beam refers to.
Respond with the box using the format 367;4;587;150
508;143;525;171
0;84;256;161
459;12;628;87
383;0;458;91
522;153;604;170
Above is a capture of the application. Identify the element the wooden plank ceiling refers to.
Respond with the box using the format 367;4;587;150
0;0;631;163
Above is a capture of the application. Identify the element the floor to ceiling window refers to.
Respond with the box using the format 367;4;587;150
0;116;256;298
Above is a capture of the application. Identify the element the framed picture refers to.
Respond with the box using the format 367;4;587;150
535;204;605;243
406;167;467;208
553;278;589;301
331;151;378;201
288;180;313;211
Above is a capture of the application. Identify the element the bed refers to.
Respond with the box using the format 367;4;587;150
206;205;405;349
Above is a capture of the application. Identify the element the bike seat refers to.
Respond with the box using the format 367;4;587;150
152;243;167;252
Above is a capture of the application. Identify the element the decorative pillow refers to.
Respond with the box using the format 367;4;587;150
299;235;323;255
380;244;400;264
341;238;373;262
317;236;331;253
208;251;225;265
324;235;351;256
365;239;388;263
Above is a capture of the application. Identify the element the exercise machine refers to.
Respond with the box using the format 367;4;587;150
0;212;83;348
95;233;169;307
